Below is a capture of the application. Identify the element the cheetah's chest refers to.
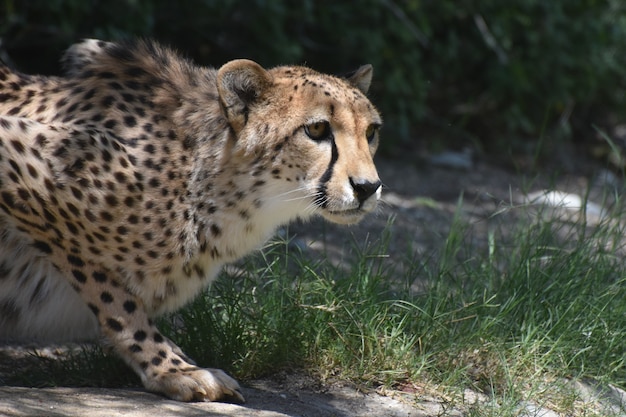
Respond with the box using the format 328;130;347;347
136;192;309;316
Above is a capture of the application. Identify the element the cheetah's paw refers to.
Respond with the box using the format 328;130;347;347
146;367;244;403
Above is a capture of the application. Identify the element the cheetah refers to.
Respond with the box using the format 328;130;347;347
0;39;382;402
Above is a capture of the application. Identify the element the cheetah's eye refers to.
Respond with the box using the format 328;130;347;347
365;123;380;144
304;121;331;141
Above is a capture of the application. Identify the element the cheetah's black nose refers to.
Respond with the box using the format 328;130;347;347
350;177;382;205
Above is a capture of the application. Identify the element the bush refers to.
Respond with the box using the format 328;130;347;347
2;0;626;156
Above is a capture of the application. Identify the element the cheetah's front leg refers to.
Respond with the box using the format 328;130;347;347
73;264;244;402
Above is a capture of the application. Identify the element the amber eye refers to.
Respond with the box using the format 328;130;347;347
365;124;380;143
305;121;331;141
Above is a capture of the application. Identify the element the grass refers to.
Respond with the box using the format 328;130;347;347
5;191;626;415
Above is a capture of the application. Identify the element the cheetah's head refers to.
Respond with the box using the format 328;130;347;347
217;60;382;225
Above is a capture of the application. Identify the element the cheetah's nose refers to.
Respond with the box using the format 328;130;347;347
350;177;382;205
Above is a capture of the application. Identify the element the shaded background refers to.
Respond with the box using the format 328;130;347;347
1;0;626;163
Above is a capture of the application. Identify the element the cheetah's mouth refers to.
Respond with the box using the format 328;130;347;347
323;208;369;225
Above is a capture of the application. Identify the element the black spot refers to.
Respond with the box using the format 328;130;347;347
70;187;83;200
85;210;97;222
123;115;137;127
97;71;116;79
32;240;52;254
194;264;205;277
114;172;127;183
107;318;123;332
67;254;85;267
84;88;96;100
210;224;221;237
0;94;16;105
122;197;135;208
153;333;164;343
129;344;143;353
65;221;79;235
44;178;55;192
125;65;146;77
123;300;137;314
25;163;39;179
42;208;56;223
8;159;22;176
134;330;147;341
66;102;79;114
100;211;114;222
88;246;102;255
92;271;107;283
10;140;25;154
182;135;194;150
87;303;99;316
7;106;22;116
102;149;112;162
72;269;87;283
151;357;162;366
100;291;114;303
104;194;118;206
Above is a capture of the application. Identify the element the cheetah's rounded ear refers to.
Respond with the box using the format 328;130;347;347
217;59;273;132
345;64;373;94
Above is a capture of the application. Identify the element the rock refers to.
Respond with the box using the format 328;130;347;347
524;190;606;220
515;401;560;417
568;377;626;416
428;150;474;171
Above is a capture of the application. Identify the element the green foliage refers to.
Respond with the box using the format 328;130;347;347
2;1;626;154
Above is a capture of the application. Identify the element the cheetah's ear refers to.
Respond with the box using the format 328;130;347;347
217;59;273;132
345;64;373;94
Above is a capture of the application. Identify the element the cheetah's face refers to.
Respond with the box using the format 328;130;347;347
218;61;382;225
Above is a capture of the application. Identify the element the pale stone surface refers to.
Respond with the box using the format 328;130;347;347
0;384;450;417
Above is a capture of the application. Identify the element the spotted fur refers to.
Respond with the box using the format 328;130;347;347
0;39;382;402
